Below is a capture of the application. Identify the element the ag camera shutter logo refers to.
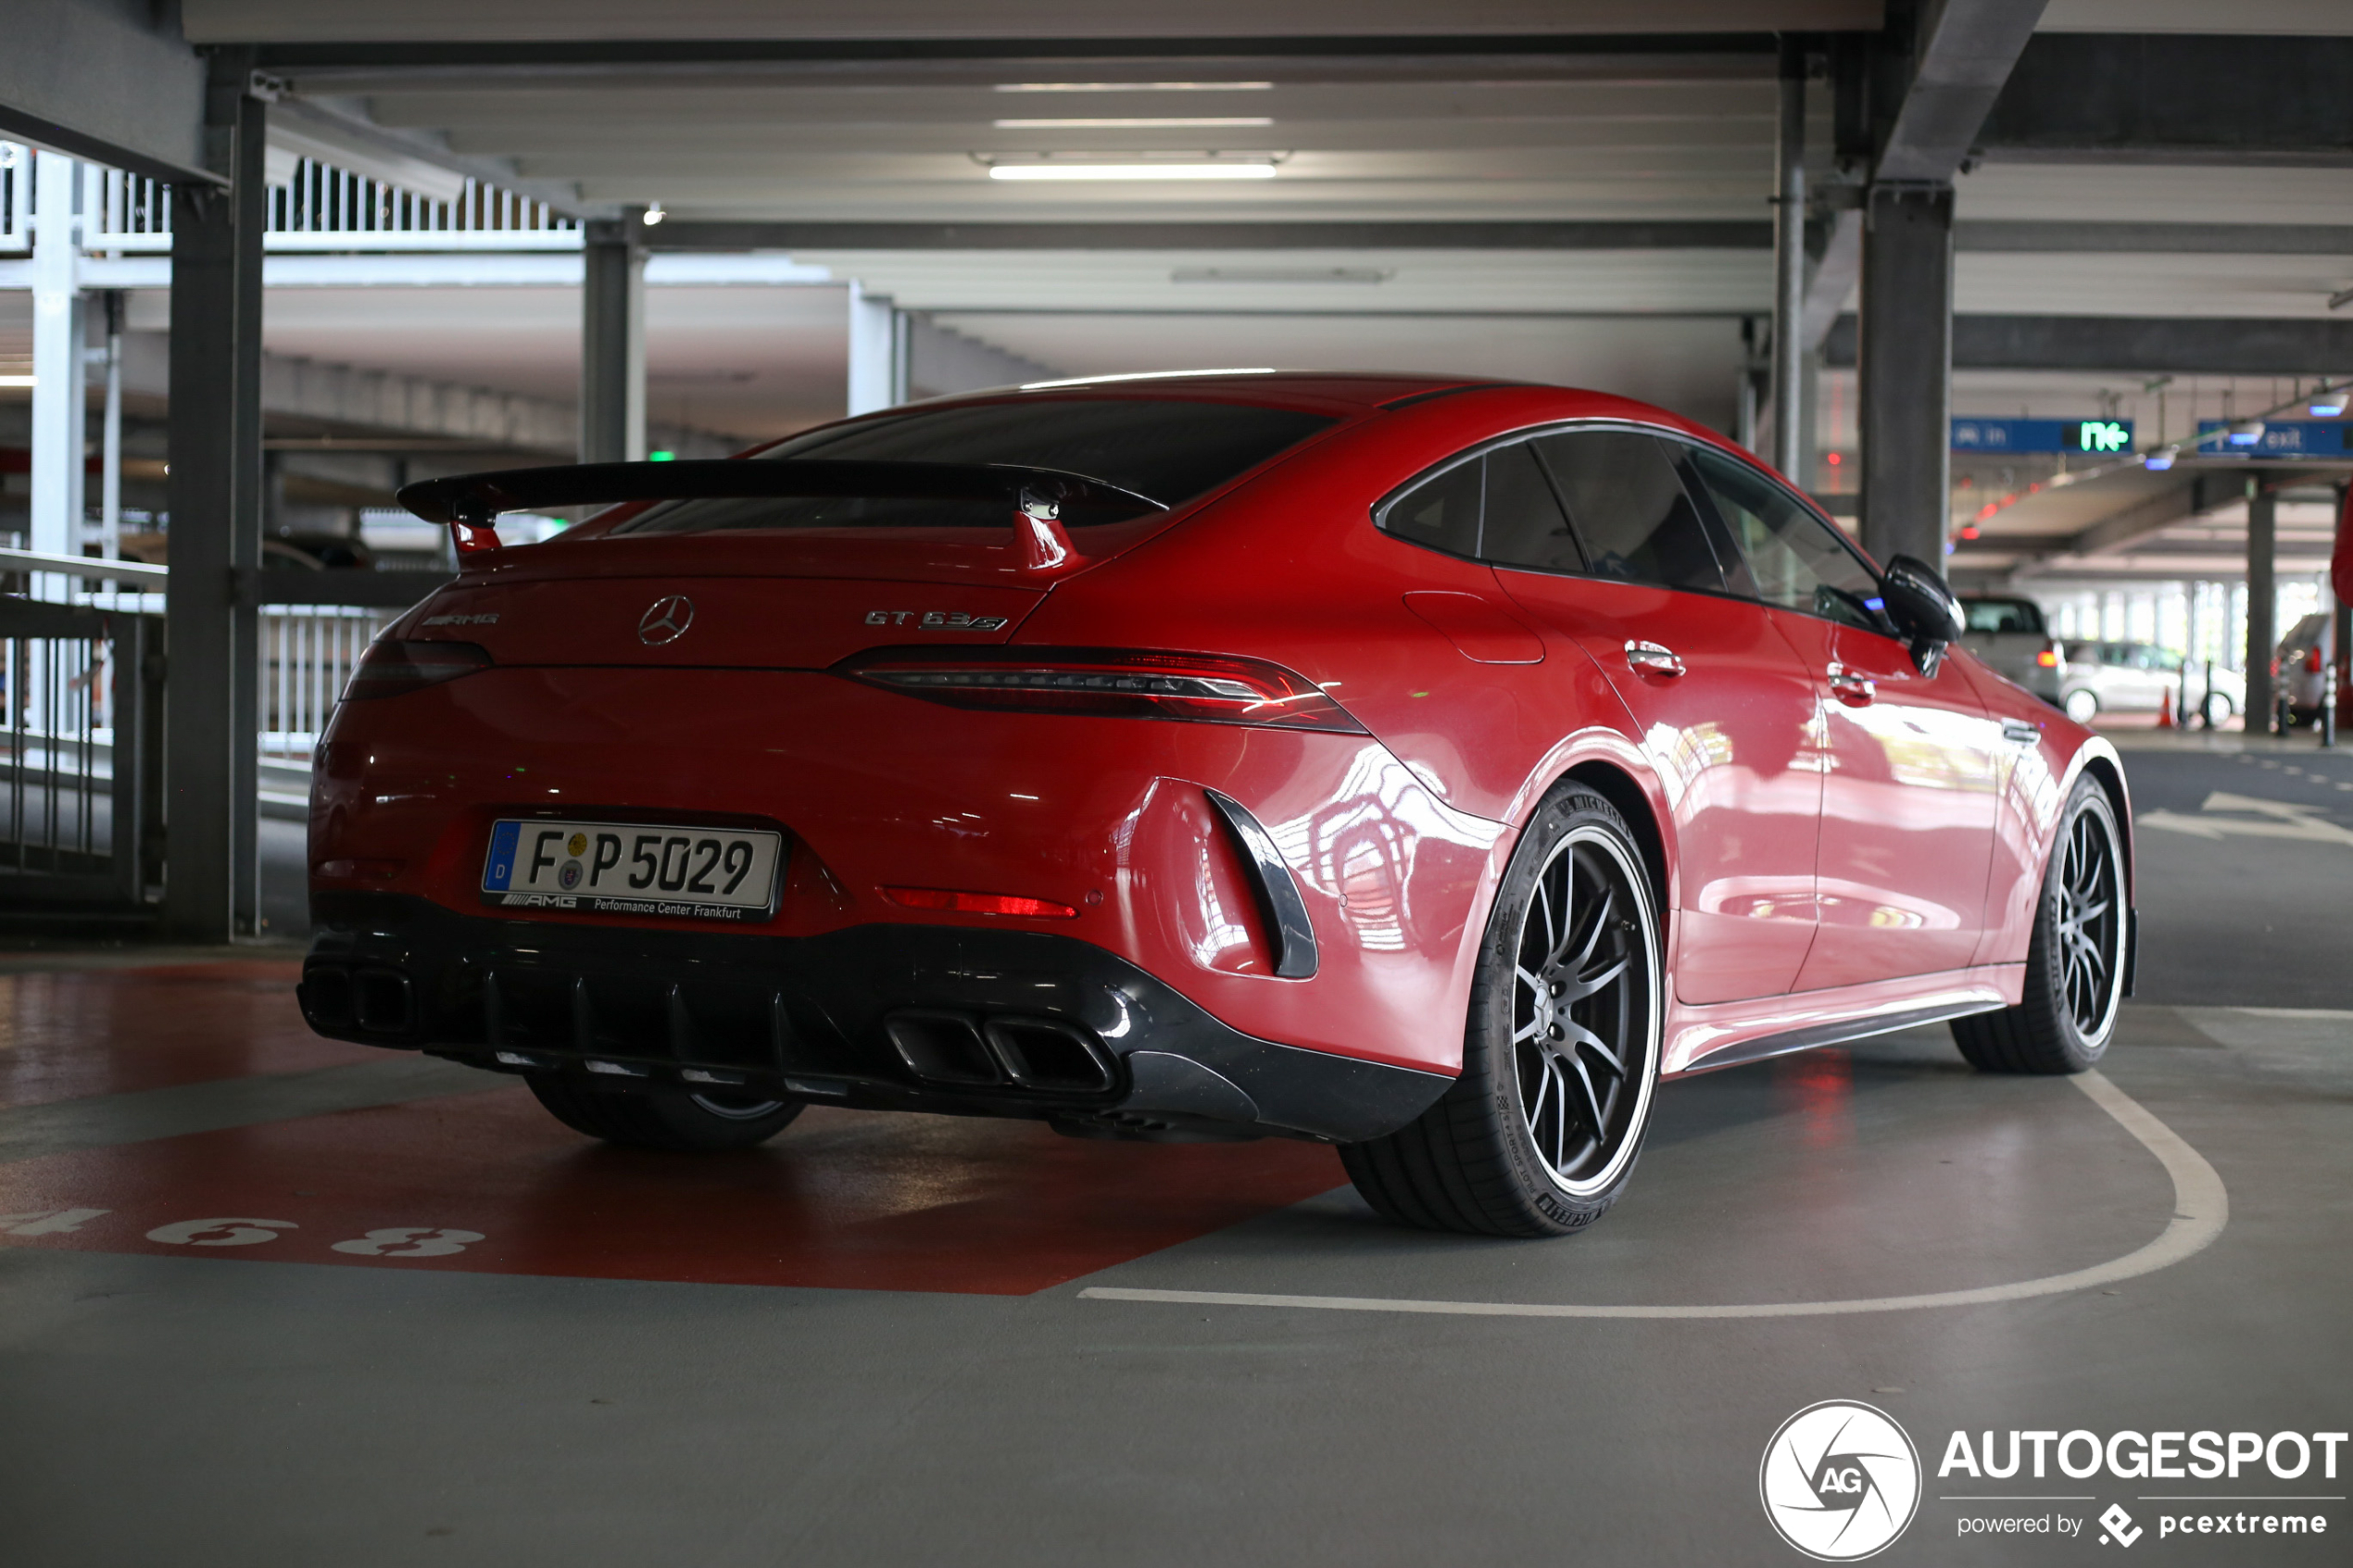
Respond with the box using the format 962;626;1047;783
1761;1401;1922;1561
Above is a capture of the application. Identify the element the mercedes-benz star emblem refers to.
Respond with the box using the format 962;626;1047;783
636;596;695;646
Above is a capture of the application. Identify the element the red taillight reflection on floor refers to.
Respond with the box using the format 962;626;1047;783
0;1086;1346;1295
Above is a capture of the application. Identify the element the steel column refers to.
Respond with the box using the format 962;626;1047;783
29;151;87;601
1857;182;1954;570
163;52;267;942
1770;45;1806;480
100;290;124;558
2246;480;2276;734
580;217;646;463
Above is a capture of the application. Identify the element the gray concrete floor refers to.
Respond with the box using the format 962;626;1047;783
3;744;2348;1566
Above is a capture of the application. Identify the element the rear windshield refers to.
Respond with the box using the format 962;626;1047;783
1960;597;2046;635
610;398;1338;535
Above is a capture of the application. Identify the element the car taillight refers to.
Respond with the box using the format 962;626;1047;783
342;640;492;700
2036;646;2059;668
837;646;1369;734
2308;647;2325;673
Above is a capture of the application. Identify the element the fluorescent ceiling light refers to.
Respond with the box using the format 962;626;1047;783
2144;445;2179;470
2309;393;2347;417
992;118;1275;130
995;82;1274;93
1021;369;1277;390
1173;267;1390;284
0;374;34;388
988;162;1277;181
2226;419;2266;445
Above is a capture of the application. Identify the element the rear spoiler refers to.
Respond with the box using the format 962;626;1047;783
394;458;1164;573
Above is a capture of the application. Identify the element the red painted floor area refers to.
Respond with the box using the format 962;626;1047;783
0;1085;1349;1294
0;962;380;1109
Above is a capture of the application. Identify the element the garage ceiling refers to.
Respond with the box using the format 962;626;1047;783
130;2;2353;581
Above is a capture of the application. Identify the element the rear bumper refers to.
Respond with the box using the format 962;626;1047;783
301;891;1449;1143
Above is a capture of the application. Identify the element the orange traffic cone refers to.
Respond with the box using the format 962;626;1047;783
2157;686;2176;729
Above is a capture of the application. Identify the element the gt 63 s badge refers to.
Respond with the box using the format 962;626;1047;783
865;610;1011;631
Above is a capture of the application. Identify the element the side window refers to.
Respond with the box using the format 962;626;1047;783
1528;430;1726;593
1478;439;1584;573
1684;445;1882;630
1378;457;1483;557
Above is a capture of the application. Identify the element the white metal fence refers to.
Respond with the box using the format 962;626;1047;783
50;594;396;765
260;606;400;761
0;140;580;255
79;157;578;253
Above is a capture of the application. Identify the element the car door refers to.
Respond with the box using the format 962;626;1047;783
2096;643;2146;711
1482;428;1823;1005
1680;444;1998;988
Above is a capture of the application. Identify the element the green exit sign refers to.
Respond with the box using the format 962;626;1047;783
2073;420;2132;453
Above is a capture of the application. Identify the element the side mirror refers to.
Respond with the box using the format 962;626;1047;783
1880;553;1965;675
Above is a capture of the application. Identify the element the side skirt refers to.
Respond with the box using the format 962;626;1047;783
1664;965;2021;1078
1670;999;2007;1078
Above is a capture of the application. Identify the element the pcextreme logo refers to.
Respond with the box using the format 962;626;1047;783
1761;1401;1924;1561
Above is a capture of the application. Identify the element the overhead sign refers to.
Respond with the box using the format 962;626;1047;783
2193;420;2352;457
1952;419;2135;454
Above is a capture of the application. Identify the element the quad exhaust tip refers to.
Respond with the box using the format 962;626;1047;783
884;1010;1117;1096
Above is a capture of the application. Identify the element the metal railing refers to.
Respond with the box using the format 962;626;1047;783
261;605;400;761
78;157;579;253
0;599;162;912
1;548;426;768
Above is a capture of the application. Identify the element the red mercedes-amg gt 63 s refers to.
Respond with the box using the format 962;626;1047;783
299;371;2133;1237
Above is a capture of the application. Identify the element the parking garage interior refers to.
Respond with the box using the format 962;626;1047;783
4;3;2352;1563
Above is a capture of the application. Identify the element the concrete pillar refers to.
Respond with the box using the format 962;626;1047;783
581;216;646;463
1770;45;1806;480
29;151;87;600
847;282;905;416
2246;479;2276;730
164;53;267;942
1856;182;1954;571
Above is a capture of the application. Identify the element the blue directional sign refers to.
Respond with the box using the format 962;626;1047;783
1952;418;2135;454
2193;420;2352;457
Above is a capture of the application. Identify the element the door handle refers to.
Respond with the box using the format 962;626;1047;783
1625;640;1685;678
1827;662;1875;706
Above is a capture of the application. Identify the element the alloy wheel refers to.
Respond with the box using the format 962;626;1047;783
2055;807;2122;1040
1510;826;1658;1198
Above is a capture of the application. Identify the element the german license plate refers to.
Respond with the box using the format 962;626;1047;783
481;820;784;921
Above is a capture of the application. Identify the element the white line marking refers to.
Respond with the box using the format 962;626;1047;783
1080;1071;2227;1321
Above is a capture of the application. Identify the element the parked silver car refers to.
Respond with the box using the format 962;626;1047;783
2274;611;2335;722
2061;641;2245;726
1957;596;2065;705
